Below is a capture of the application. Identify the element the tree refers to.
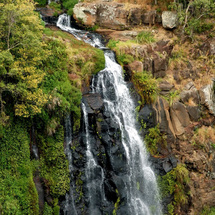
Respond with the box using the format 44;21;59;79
0;0;48;119
171;0;215;39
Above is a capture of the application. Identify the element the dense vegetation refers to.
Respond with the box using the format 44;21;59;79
0;0;104;214
1;0;215;214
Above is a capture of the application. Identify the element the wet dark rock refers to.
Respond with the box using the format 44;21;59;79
138;104;156;134
104;179;118;202
37;7;58;25
34;175;45;213
127;82;141;108
163;155;177;173
83;93;104;112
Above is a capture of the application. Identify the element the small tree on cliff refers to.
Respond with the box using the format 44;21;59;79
170;0;215;39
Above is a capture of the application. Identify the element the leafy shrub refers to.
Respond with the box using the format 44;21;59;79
39;126;70;197
92;49;106;73
0;123;39;214
34;0;47;6
132;70;159;104
87;24;99;32
158;164;190;214
144;124;167;156
194;22;214;33
201;206;215;215
136;31;155;44
62;0;79;15
107;39;119;49
49;2;61;11
117;53;134;65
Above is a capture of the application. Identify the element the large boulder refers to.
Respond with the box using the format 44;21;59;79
159;81;174;95
162;11;178;29
153;97;175;140
199;80;215;115
73;3;144;30
170;102;190;136
73;3;162;30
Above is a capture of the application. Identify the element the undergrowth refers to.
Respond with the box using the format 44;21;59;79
144;124;167;156
158;164;190;215
132;70;159;104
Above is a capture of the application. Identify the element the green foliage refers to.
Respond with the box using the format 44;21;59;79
34;0;47;6
117;53;134;65
158;164;190;214
91;49;106;74
162;90;180;106
132;70;159;104
167;203;174;215
136;31;155;44
49;2;62;14
170;0;215;39
87;24;99;32
201;206;215;215
107;39;119;49
0;0;48;118
0;122;39;215
144;124;167;156
112;190;120;215
39;126;70;197
194;22;214;33
43;202;53;215
62;0;79;15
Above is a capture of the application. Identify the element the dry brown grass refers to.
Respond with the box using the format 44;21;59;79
192;126;215;149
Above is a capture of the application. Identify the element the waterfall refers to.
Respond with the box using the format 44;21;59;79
82;104;105;214
57;14;162;215
64;115;78;215
94;50;162;215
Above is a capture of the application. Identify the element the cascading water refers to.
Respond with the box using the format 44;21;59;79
82;103;106;214
64;115;78;215
57;14;162;215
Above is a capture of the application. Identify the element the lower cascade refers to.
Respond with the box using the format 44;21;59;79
57;14;162;215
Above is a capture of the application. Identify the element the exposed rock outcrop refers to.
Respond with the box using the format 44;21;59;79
122;40;173;78
162;11;178;29
199;80;215;115
73;3;161;30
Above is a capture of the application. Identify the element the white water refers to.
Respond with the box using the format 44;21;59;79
95;51;162;215
64;115;78;215
82;104;105;214
57;14;162;215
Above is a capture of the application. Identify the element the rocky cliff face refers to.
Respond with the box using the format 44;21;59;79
73;2;160;30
